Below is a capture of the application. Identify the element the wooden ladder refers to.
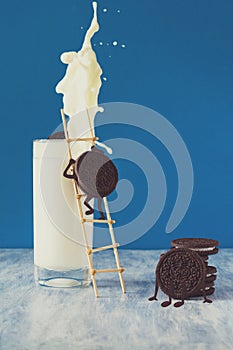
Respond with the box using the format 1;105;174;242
60;109;126;297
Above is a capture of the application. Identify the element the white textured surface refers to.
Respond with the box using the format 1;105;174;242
0;249;233;350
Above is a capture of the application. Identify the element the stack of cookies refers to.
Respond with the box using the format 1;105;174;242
170;238;219;298
149;238;219;307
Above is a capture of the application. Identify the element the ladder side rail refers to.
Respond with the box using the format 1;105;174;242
103;197;126;293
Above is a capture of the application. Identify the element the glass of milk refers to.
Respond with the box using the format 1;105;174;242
33;1;102;287
33;139;93;287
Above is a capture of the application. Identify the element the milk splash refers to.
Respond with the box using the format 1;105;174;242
55;2;104;141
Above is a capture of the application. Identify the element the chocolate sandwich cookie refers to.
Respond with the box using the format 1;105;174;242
193;267;217;298
195;248;219;257
205;274;216;284
148;248;212;307
149;238;219;307
170;238;219;297
207;266;217;275
63;146;118;219
75;147;118;199
156;248;206;300
171;238;219;256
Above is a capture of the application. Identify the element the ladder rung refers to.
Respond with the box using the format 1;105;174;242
91;243;119;253
76;194;86;199
67;137;99;143
82;218;115;224
92;268;125;274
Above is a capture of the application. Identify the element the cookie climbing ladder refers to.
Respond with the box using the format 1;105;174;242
60;109;126;297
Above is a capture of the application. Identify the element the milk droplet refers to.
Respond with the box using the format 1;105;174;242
112;41;118;46
103;77;107;81
106;43;110;46
103;8;107;13
109;55;112;58
99;42;103;45
93;43;96;46
121;44;126;48
117;9;121;13
81;26;84;29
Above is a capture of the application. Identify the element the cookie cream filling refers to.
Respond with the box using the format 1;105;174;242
190;247;216;251
175;246;216;251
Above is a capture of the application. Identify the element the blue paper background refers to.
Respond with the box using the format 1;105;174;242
0;0;232;248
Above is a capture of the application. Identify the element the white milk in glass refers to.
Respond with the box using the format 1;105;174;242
33;2;104;287
33;139;93;287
